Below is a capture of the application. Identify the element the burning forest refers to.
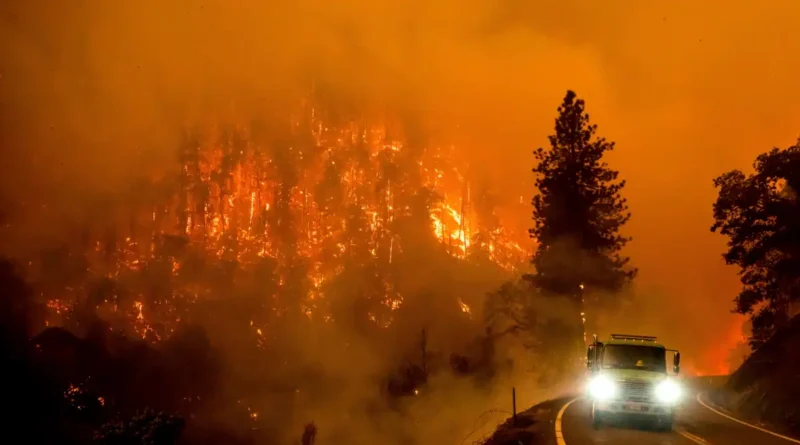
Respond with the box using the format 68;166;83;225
32;94;530;337
1;91;547;445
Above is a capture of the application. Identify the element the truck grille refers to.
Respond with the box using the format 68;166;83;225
619;380;654;402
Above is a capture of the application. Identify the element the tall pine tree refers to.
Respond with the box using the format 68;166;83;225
528;90;636;344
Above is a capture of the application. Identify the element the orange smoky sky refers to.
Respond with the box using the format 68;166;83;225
2;1;799;374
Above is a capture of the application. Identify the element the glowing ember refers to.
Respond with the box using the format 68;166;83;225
458;298;472;316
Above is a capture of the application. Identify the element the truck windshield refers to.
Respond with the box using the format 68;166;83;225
601;345;666;372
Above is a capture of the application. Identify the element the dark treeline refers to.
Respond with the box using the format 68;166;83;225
712;137;800;351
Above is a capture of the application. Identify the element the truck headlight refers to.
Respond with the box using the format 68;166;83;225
588;375;617;400
655;379;682;404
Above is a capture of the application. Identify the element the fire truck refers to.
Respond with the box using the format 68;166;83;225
585;334;682;431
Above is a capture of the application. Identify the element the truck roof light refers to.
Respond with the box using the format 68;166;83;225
610;334;657;342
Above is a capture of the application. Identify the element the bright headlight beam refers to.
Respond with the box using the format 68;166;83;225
655;379;682;404
588;375;617;400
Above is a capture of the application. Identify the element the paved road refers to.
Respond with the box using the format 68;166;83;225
554;380;799;445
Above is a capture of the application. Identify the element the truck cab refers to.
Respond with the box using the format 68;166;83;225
586;334;682;431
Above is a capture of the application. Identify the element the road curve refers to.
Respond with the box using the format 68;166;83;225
553;381;798;445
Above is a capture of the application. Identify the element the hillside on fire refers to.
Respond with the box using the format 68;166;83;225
0;113;513;443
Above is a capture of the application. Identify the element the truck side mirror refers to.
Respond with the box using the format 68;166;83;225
673;351;681;374
587;345;595;369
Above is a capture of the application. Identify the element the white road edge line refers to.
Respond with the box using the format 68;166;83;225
555;397;581;445
677;429;709;445
697;392;800;444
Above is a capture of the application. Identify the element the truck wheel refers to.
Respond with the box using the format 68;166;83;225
658;415;674;432
592;408;603;429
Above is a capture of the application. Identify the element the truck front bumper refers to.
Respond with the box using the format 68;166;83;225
594;400;675;417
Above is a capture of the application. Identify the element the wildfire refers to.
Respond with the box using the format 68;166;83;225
37;97;530;339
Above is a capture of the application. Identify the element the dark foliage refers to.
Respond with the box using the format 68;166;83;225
2;258;74;444
711;138;800;348
0;256;251;445
528;90;636;299
95;409;185;445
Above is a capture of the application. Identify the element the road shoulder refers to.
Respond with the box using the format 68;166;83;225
699;391;800;444
481;396;577;445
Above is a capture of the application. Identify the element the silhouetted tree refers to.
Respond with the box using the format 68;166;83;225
711;138;800;348
484;281;537;340
526;90;636;366
529;90;636;297
301;423;318;445
1;258;74;443
469;178;502;261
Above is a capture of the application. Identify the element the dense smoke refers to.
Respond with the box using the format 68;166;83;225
3;1;800;442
